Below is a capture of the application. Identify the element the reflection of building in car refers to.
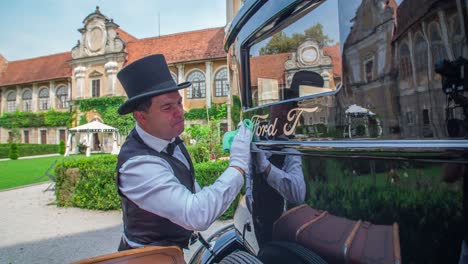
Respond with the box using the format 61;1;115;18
248;39;341;106
341;0;465;139
340;0;399;138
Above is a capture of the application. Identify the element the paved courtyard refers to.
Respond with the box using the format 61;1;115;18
0;182;231;263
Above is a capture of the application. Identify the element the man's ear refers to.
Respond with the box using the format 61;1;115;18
133;111;146;124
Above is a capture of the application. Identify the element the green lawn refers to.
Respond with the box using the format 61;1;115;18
0;155;91;190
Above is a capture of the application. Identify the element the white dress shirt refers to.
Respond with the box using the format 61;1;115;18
246;148;305;208
119;124;243;246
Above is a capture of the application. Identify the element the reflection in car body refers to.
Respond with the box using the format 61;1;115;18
190;0;468;263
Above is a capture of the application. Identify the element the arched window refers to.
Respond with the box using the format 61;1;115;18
215;68;228;97
449;14;463;58
186;71;206;99
413;34;428;84
39;87;49;110
7;91;17;112
56;86;69;109
429;23;447;66
22;90;32;112
170;72;178;83
399;43;412;80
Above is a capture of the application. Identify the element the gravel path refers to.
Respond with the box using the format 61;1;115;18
0;182;231;263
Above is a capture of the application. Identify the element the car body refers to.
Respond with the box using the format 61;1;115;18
191;0;468;263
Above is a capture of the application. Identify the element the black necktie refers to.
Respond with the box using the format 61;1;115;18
166;137;183;156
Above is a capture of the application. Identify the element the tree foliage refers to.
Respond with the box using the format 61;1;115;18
259;23;334;55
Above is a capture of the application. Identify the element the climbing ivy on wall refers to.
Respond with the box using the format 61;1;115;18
0;110;73;129
76;96;134;135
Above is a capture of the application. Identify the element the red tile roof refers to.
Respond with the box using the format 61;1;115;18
323;44;342;78
0;52;72;87
116;28;138;42
250;53;291;85
125;27;227;65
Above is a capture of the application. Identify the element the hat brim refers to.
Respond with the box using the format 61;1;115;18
118;81;191;115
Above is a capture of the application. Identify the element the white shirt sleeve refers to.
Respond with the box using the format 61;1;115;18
119;155;243;231
265;149;306;204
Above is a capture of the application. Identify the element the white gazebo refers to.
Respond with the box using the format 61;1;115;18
345;104;380;139
64;120;120;157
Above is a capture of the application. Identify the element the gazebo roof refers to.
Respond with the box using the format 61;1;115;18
345;104;375;116
69;120;118;133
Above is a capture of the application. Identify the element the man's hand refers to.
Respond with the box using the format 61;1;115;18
229;124;251;176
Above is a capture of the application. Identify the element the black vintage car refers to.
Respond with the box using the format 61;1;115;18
190;0;468;263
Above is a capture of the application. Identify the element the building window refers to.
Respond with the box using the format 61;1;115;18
7;91;17;112
39;88;49;110
56;86;69;109
40;130;47;144
186;71;206;99
170;72;178;83
364;59;374;82
24;130;29;144
449;14;463;58
413;35;428;85
215;68;229;97
406;111;414;125
59;129;66;143
422;109;430;125
22;90;32;112
399;43;412;80
429;23;447;67
92;79;101;97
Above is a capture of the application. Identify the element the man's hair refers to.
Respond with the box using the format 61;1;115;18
134;97;153;113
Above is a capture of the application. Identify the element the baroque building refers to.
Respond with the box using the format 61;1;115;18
0;7;232;147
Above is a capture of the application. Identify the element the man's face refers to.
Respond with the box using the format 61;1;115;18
134;91;184;140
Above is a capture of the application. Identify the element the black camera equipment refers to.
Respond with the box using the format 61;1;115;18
435;57;468;138
435;57;468;94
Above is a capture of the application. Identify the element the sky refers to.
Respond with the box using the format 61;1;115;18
0;0;227;61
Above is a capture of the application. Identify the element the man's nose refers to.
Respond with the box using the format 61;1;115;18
175;104;184;117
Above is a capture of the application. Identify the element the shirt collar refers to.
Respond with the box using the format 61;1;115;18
135;124;174;152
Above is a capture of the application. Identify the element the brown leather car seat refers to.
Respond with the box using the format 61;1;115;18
72;246;185;264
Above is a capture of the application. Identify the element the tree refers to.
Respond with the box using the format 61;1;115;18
259;23;334;55
58;140;66;155
9;143;19;160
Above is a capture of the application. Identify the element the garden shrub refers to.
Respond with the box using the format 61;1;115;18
186;145;209;163
0;144;58;158
55;155;119;210
307;181;463;264
58;140;66;155
9;143;19;160
55;155;236;218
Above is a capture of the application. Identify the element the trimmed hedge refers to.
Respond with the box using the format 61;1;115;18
0;144;58;158
8;143;19;160
54;155;239;219
307;181;463;264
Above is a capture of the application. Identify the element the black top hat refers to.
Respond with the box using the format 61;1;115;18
117;54;191;115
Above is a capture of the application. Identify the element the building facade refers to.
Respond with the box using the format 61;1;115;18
0;7;233;146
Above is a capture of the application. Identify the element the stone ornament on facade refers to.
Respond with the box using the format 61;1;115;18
284;40;333;88
71;6;125;59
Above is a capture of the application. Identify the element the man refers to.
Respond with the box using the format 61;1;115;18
115;54;251;251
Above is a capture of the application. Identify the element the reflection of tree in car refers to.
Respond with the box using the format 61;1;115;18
259;23;334;55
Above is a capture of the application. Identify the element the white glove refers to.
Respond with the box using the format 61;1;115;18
251;144;271;174
229;124;251;175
